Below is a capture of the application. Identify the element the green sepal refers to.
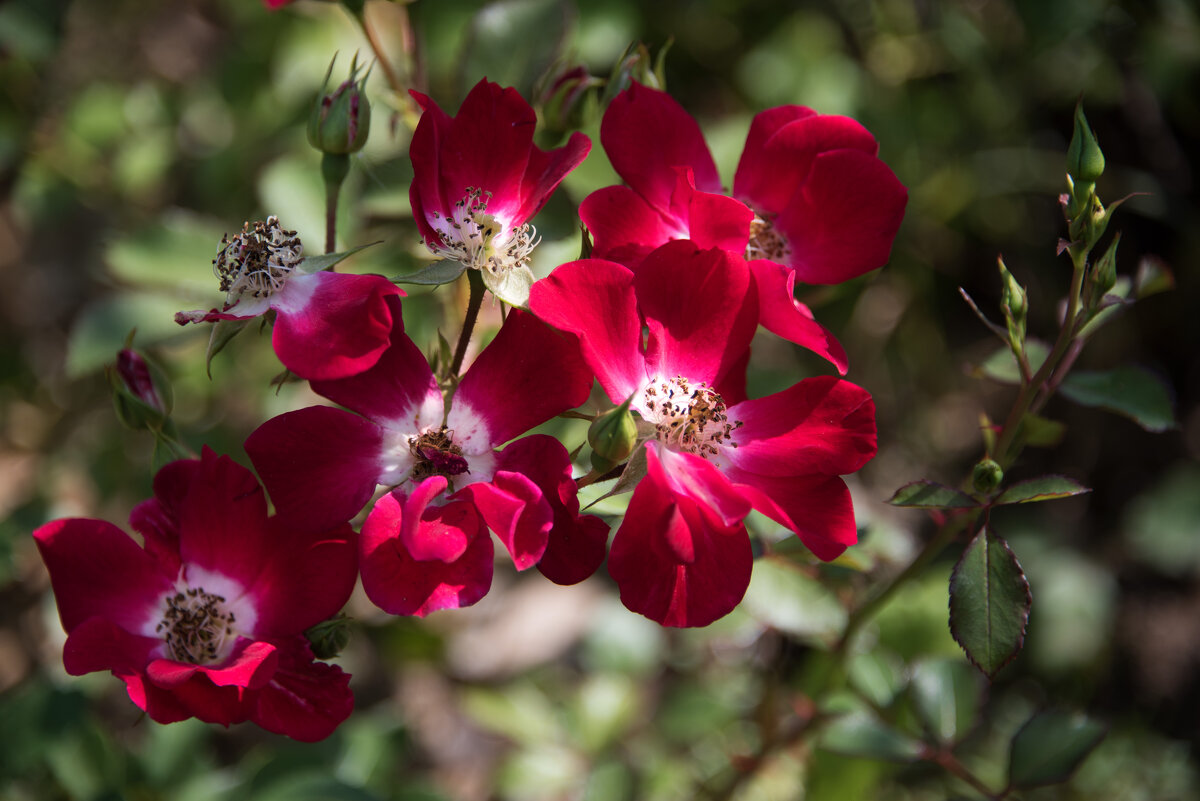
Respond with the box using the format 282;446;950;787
393;260;469;287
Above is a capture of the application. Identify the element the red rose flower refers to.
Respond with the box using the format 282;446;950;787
33;449;357;741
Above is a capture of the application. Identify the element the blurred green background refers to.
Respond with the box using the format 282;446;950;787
1;0;1198;798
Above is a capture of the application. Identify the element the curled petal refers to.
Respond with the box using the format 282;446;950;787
456;469;552;571
250;637;353;743
725;471;859;561
749;259;848;374
360;487;493;617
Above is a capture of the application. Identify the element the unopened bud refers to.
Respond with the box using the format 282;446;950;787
1067;102;1105;184
998;257;1027;349
538;64;601;135
306;614;351;659
308;54;371;155
972;459;1004;495
588;396;638;472
109;348;172;431
603;40;672;104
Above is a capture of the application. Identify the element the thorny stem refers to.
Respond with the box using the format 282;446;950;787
449;269;486;378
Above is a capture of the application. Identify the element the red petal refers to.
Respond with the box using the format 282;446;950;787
748;259;849;374
608;452;752;627
456;468;551;571
727;376;877;476
515;130;591;224
271;273;403;381
453;309;593;448
245;406;384;533
62;616;161;676
175;450;271;588
603;82;721;212
725;472;859;561
734;111;876;214
529;259;646;402
498;435;608;586
311;326;441;428
580;184;680;268
248;517;357;637
360;489;494;617
636;240;757;385
250;638;353;742
775;149;908;285
33;518;172;634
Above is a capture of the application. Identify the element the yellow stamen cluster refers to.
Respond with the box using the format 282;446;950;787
643;376;741;460
426;187;539;276
745;214;790;262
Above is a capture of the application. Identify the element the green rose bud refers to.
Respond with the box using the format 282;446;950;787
109;347;173;432
588;396;639;473
307;53;371;156
972;458;1004;495
1067;102;1105;184
998;257;1027;352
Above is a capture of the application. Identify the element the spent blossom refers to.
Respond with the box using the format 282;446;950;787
176;216;403;380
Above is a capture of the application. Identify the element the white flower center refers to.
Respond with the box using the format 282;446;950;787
426;187;539;277
213;216;303;307
155;585;240;665
639;376;741;463
745;214;790;263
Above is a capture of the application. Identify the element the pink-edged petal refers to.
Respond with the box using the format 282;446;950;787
497;435;608;585
580;184;682;268
174;450;271;586
311;325;441;427
248;518;357;637
775;149;908;285
725;472;859;561
530;258;645;402
608;453;752;627
653;445;752;528
271;272;403;381
398;477;466;562
456;470;551;571
514;130;591;224
453;308;593;447
603;82;721;210
726;376;877;476
62;616;162;676
360;488;494;617
33;518;172;634
147;639;278;690
735;111;876;213
245;406;386;532
749;259;849;374
250;637;353;742
636;240;757;385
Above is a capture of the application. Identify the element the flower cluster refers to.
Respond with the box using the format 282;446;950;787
35;75;905;739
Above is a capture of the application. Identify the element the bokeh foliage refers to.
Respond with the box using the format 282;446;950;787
1;0;1198;798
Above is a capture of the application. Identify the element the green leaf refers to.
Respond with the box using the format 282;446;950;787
299;241;380;273
819;710;924;762
1061;365;1177;432
1019;414;1065;448
949;528;1031;678
994;475;1090;505
909;659;984;745
886;480;978;509
976;339;1049;385
1009;710;1107;788
392;260;468;286
848;650;905;709
205;317;252;377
